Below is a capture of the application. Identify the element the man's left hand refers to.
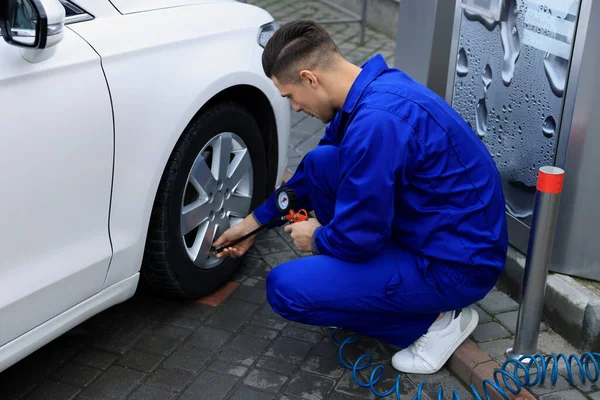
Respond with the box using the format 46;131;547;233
284;218;322;253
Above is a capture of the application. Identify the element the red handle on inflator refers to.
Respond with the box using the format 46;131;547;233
284;209;308;223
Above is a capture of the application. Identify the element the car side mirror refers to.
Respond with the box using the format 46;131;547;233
0;0;65;61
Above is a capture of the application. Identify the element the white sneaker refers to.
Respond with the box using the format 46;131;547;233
391;307;479;374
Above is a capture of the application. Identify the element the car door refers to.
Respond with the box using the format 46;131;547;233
0;7;114;347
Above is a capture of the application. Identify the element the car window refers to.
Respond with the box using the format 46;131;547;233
60;0;84;17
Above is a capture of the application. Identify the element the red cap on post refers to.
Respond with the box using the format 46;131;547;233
537;166;565;194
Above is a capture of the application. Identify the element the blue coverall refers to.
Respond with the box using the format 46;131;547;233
252;54;508;348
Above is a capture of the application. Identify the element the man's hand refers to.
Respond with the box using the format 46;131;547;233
212;214;260;258
284;218;322;253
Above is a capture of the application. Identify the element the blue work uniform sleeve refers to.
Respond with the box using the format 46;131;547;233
312;108;422;262
252;112;342;226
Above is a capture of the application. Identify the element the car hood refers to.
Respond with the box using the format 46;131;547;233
110;0;235;15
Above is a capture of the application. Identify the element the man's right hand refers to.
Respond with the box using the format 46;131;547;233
212;214;261;258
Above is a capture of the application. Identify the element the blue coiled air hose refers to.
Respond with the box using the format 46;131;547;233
330;328;600;399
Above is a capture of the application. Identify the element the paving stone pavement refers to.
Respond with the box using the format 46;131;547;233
1;1;597;400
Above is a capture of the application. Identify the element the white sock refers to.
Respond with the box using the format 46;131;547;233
428;311;454;332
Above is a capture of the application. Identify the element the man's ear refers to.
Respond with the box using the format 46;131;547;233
299;70;319;87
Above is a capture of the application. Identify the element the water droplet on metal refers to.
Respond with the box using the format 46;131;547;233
457;48;469;77
476;98;488;138
543;53;568;98
542;116;556;138
464;9;499;31
500;0;521;86
482;64;493;90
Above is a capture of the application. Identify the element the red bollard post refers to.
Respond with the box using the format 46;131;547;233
506;166;565;361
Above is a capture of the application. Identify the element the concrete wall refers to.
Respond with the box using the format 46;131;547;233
325;0;400;37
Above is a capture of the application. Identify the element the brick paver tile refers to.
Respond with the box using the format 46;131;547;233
301;354;346;379
91;320;147;355
251;312;289;331
477;338;517;364
52;363;102;388
152;323;193;340
243;368;289;393
256;355;298;376
337;335;390;366
216;348;257;368
133;332;180;356
471;361;536;400
284;371;336;400
223;334;272;358
289;128;316;147
241;324;279;341
242;277;267;289
495;310;549;334
296;133;324;156
265;337;314;365
78;365;145;399
0;374;35;400
117;349;164;373
179;370;238;400
421;375;474;400
478;291;519;314
262;250;298;268
472;322;512;342
355;361;420;399
71;349;117;371
128;384;176;400
145;366;193;392
207;359;249;377
23;380;80;400
447;338;491;384
529;373;575;397
474;304;493;324
231;386;277;400
320;394;358;400
185;325;233;350
205;299;259;332
540;389;588;399
161;343;212;373
254;234;295;255
335;370;379;399
172;301;215;320
293;116;326;135
230;285;267;305
282;325;324;344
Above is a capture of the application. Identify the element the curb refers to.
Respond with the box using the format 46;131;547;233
500;246;600;351
447;339;536;400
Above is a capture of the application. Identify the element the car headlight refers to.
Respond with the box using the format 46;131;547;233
258;21;279;48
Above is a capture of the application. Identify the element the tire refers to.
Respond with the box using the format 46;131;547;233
142;102;267;298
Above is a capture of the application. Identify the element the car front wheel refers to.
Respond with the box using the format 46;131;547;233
142;102;268;298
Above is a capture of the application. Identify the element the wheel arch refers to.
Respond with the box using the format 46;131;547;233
137;83;280;287
193;84;280;198
103;72;288;290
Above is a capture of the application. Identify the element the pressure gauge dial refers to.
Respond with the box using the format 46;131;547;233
275;187;297;213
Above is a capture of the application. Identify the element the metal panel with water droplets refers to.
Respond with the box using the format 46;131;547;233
450;0;581;231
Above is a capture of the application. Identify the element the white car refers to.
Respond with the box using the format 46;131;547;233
0;0;290;373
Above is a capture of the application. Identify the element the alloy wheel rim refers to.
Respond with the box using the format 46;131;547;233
181;132;253;269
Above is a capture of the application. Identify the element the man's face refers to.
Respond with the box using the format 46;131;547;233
273;74;336;124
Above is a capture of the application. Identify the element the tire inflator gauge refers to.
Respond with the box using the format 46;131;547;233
207;187;308;257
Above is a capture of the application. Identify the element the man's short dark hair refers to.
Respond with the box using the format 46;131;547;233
262;20;342;84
